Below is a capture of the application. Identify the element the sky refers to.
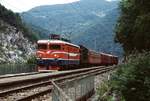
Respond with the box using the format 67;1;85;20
0;0;116;13
0;0;80;12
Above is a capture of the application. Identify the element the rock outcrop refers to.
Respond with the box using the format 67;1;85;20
0;20;35;63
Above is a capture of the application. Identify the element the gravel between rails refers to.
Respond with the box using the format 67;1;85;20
0;85;52;101
31;93;52;101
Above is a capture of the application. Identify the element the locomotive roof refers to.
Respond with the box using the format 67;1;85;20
37;40;80;48
89;50;117;57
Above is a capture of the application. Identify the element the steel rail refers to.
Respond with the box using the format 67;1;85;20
0;66;115;101
0;66;105;88
14;66;115;101
0;66;109;96
0;80;52;96
0;72;42;79
16;87;52;101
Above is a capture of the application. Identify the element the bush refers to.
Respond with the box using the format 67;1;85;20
110;52;150;101
97;80;111;101
26;55;37;64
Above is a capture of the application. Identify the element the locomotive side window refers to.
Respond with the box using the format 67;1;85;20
66;44;79;53
38;44;47;50
49;44;61;50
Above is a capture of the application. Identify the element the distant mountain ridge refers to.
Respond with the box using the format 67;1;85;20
21;0;122;56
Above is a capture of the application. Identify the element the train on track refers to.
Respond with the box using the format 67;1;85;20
36;35;118;71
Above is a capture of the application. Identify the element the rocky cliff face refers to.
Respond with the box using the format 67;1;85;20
0;20;35;63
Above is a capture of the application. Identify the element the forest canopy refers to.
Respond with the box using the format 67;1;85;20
115;0;150;54
0;4;38;41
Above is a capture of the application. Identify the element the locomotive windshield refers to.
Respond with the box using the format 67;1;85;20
38;44;47;50
49;44;61;50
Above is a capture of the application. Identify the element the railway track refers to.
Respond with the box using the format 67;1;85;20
0;72;43;79
0;66;105;90
0;66;116;101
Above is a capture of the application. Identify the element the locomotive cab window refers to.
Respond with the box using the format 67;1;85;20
49;44;61;50
38;44;47;50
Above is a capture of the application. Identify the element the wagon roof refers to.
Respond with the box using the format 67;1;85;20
100;52;118;57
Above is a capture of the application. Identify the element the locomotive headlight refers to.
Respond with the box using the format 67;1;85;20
54;54;59;58
37;54;42;58
38;54;42;58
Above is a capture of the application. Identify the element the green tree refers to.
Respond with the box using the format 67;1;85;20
110;52;150;101
115;0;150;54
0;3;38;41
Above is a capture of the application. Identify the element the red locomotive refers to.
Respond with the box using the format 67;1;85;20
36;35;118;71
